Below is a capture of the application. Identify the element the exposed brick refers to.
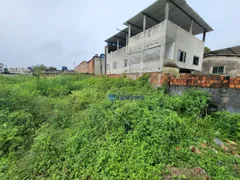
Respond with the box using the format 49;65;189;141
236;77;240;81
88;59;94;73
206;83;211;87
75;61;88;73
234;80;239;85
105;73;240;89
236;84;240;89
215;84;224;88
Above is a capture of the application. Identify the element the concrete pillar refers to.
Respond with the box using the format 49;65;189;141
104;45;108;74
165;1;169;20
128;24;131;39
202;31;206;42
117;39;119;50
143;15;147;32
189;19;194;34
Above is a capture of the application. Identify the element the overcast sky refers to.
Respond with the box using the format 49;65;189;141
0;0;239;69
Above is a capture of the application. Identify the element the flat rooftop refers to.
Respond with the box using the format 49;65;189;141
106;0;213;45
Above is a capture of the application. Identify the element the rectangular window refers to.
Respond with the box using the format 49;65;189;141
178;50;186;62
212;66;224;74
124;59;128;67
113;62;117;69
193;56;199;65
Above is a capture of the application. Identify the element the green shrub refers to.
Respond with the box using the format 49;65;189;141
0;75;239;179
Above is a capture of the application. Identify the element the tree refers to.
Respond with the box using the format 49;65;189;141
3;68;9;74
47;66;57;72
32;64;48;75
204;47;211;54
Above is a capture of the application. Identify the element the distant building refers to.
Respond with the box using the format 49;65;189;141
0;63;4;73
9;68;30;74
105;0;213;75
62;66;68;71
75;54;105;75
203;46;240;76
75;61;88;73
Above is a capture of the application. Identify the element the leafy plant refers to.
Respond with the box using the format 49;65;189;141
0;75;239;179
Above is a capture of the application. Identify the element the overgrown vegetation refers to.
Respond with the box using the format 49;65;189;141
0;75;239;179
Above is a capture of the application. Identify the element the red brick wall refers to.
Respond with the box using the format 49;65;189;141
229;77;240;89
106;73;142;79
107;74;122;78
75;59;94;74
126;73;143;80
75;61;88;73
106;73;144;80
106;72;240;89
88;59;94;74
149;72;163;85
161;74;240;89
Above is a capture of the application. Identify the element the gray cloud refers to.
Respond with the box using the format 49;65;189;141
41;41;64;54
0;0;239;69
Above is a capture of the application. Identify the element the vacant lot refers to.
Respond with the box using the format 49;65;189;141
0;75;239;179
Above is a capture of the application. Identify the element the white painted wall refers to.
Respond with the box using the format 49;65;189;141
165;21;204;71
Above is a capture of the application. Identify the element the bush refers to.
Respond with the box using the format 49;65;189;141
0;75;239;179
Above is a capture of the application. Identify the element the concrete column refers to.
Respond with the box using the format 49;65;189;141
202;31;206;42
104;45;108;74
117;39;119;50
143;15;147;32
189;19;194;34
165;1;169;20
128;24;131;39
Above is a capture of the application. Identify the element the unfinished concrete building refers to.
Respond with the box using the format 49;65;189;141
203;46;240;76
105;0;213;75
